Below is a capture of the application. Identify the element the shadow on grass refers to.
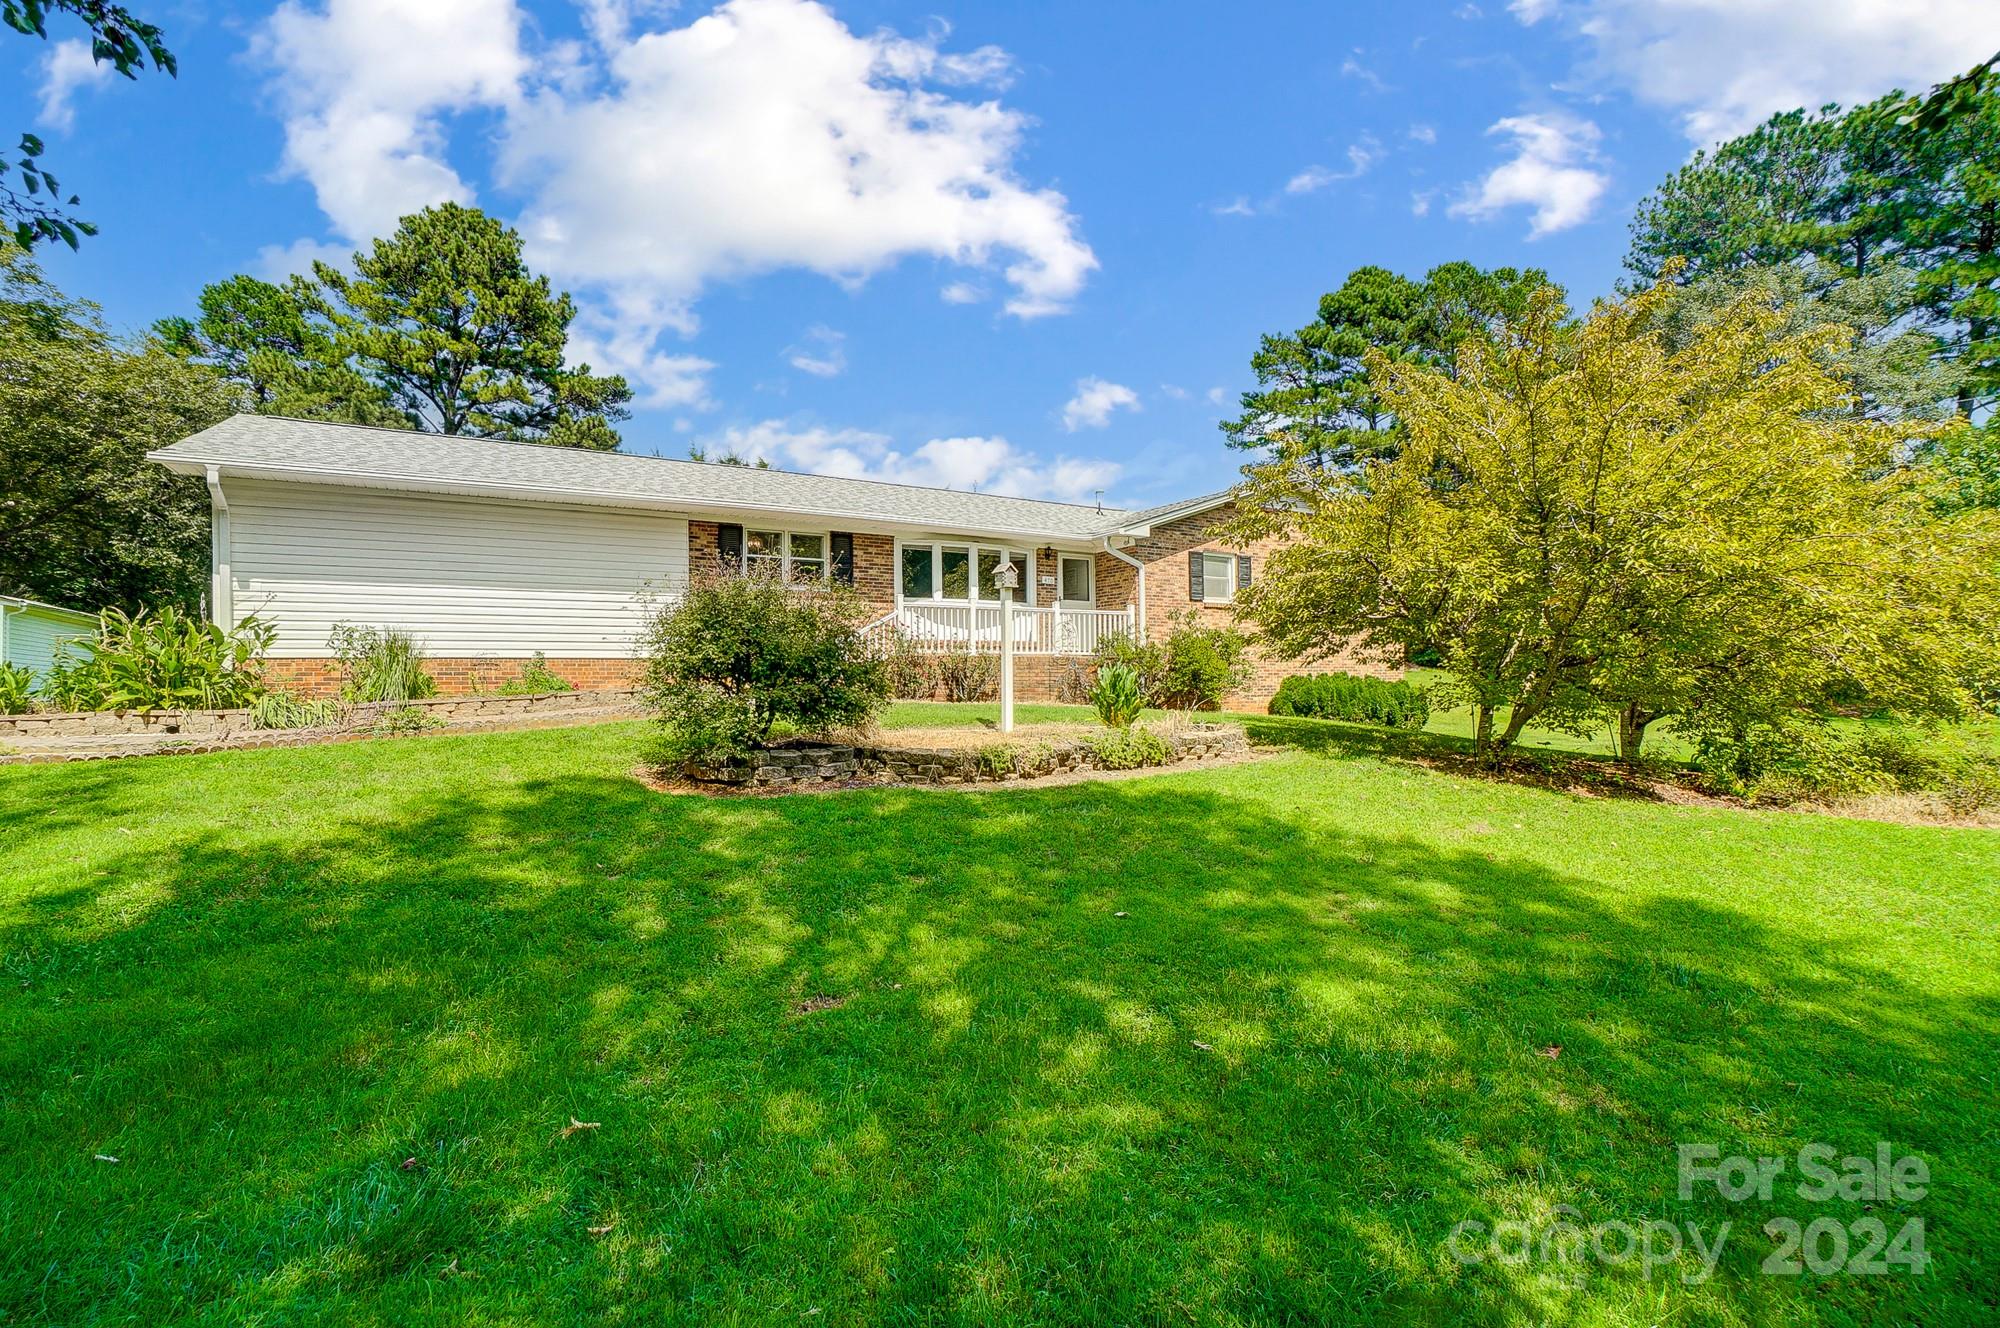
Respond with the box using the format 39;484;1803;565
2;762;1994;1325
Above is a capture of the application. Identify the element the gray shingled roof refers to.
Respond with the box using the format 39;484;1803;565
150;415;1171;541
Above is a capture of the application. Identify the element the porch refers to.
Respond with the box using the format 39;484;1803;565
861;601;1136;656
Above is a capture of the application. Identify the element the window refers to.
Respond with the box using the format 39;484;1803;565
741;530;830;583
899;541;1037;604
940;546;971;600
1060;556;1093;603
787;532;826;583
1199;552;1236;604
901;545;934;598
746;529;783;577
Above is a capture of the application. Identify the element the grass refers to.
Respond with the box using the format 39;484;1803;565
2;711;1997;1325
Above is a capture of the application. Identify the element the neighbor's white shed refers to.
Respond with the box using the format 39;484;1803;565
0;595;96;682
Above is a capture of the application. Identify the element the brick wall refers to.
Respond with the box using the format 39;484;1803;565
265;656;641;698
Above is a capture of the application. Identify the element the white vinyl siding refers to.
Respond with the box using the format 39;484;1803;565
224;479;688;657
1;605;94;682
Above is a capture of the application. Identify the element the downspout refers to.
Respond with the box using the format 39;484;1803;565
1101;536;1145;643
205;466;232;627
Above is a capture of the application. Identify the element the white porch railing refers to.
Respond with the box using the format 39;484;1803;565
862;602;1137;656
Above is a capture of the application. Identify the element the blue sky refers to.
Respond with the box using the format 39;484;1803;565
10;0;1998;509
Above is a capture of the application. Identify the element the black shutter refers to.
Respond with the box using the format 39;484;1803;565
831;532;855;585
717;523;743;571
1236;554;1253;591
1188;550;1205;602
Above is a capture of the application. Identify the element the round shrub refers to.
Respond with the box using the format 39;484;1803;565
641;572;889;763
1269;671;1430;730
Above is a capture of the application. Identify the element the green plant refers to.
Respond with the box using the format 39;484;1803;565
1085;724;1171;769
1270;671;1430;730
48;607;273;712
1152;610;1252;711
329;624;437;704
1090;664;1146;728
497;652;573;696
931;648;997;703
362;704;443;736
251;692;344;730
1691;717;2000;811
640;572;889;764
0;661;32;714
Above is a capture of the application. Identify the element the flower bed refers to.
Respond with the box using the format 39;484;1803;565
683;724;1249;788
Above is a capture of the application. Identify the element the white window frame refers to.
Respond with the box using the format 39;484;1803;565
1058;555;1094;605
1199;551;1237;605
742;528;834;585
893;537;1047;607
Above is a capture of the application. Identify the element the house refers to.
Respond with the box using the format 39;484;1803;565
0;595;96;686
148;415;1389;705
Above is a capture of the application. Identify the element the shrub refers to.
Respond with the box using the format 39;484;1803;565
1094;611;1251;712
329;624;437;703
1269;671;1430;730
882;641;996;702
497;652;573;696
641;571;889;764
1090;663;1146;728
252;692;345;730
0;662;32;714
1086;725;1171;770
1691;718;2000;811
46;607;274;712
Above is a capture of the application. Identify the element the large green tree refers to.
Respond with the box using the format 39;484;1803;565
314;204;633;448
2;1;174;249
1228;279;2000;764
0;247;234;612
1221;262;1553;471
154;275;404;427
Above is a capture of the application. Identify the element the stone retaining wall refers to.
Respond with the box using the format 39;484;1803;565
686;724;1248;788
0;688;643;741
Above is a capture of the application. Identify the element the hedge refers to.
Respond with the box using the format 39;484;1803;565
1268;671;1429;730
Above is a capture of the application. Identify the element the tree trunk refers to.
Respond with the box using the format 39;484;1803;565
1614;703;1650;765
1473;703;1497;765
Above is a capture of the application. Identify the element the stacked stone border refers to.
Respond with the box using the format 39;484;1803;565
686;724;1249;789
1;689;644;763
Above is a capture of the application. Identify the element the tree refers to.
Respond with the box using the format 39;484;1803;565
1221;262;1554;471
154;275;404;426
1227;279;2000;764
0;247;235;612
312;204;633;448
2;1;173;249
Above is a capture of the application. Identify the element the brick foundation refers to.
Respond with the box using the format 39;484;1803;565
264;656;642;698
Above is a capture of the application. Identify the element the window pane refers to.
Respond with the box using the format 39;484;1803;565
1202;553;1234;603
1006;553;1028;603
746;530;782;575
1061;556;1091;602
977;550;1001;600
941;547;970;599
902;546;934;598
788;533;824;561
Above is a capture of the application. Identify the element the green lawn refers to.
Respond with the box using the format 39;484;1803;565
3;713;1997;1325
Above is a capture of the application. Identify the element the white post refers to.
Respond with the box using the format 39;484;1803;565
999;595;1015;733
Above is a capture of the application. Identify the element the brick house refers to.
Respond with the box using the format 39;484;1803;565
149;415;1394;707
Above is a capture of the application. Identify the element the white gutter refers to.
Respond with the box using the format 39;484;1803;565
1101;536;1145;643
205;465;232;627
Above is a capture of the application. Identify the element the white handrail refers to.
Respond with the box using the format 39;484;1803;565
861;602;1134;656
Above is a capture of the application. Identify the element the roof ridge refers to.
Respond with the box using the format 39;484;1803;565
241;414;1132;516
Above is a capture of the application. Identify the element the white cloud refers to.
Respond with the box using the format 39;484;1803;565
1061;377;1140;432
1448;111;1609;237
1411;189;1436;217
1407;122;1437;145
1508;0;1559;22
251;236;354;281
1158;383;1190;401
940;280;984;304
784;324;847;377
1285;138;1383;194
567;302;716;409
1211;195;1257;217
256;0;1095;403
1455;3;1485;16
1205;386;1227;406
712;420;1121;500
1339;55;1389;93
1524;0;2000;145
36;39;112;131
